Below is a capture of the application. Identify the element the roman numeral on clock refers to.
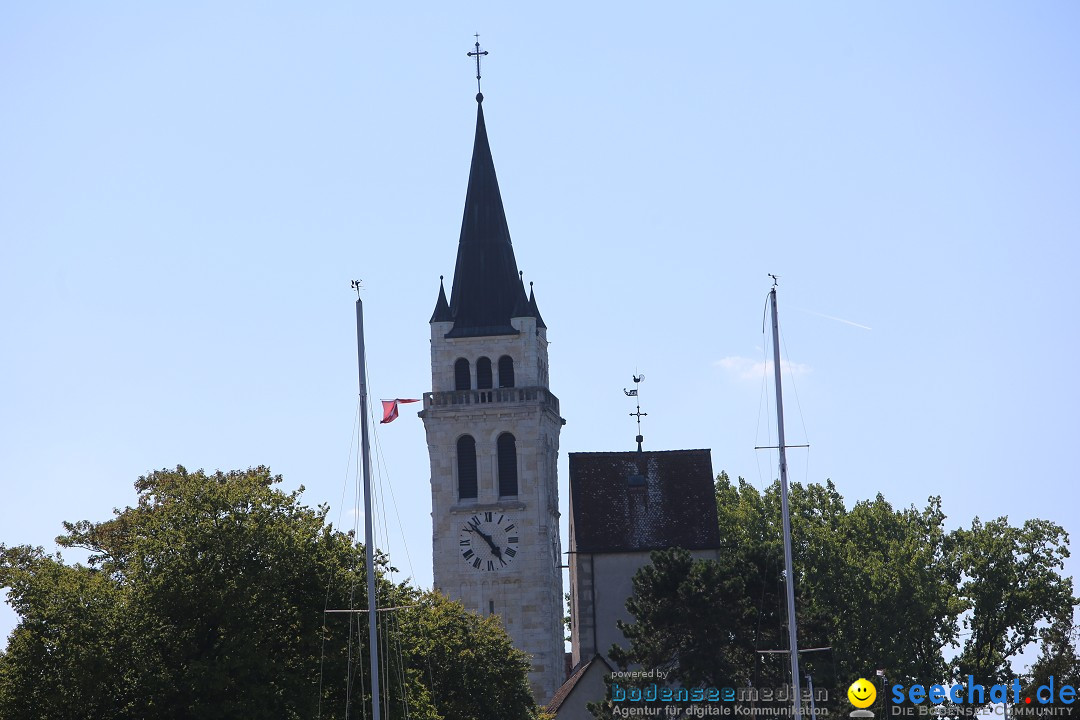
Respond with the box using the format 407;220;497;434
462;549;474;560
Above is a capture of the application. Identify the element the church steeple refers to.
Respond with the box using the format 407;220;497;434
443;95;524;338
422;53;565;702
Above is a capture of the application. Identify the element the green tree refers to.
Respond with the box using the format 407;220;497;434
952;517;1075;687
0;466;541;720
0;545;127;717
1023;614;1080;717
713;475;959;690
609;547;753;685
601;473;1073;718
404;591;537;719
823;492;960;689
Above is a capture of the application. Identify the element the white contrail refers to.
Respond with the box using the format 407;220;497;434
796;307;872;331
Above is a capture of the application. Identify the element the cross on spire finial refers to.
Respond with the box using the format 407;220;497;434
467;34;489;99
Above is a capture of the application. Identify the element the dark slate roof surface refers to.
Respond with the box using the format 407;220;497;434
511;278;531;319
569;450;721;554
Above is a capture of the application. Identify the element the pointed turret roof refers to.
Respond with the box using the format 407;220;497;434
528;284;546;329
444;94;524;338
511;274;531;319
429;276;452;323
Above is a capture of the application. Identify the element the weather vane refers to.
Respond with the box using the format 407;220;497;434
624;373;647;452
351;279;363;298
467;34;489;97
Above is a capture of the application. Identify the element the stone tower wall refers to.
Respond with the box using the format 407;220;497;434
422;316;564;701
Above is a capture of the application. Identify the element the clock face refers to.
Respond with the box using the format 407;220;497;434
458;511;519;572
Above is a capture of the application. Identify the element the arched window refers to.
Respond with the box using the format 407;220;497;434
476;357;493;390
454;358;470;391
498;355;515;388
457;435;477;499
497;433;518;497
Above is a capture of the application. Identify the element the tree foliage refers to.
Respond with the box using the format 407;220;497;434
601;472;1075;711
610;547;753;686
1023;615;1080;717
0;466;540;720
952;517;1074;686
714;473;963;689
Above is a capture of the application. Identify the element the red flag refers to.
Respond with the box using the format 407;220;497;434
380;398;420;424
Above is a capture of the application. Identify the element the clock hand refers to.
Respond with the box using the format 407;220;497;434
478;530;500;555
467;520;493;543
468;521;504;559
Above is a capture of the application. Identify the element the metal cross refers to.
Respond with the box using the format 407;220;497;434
467;34;489;95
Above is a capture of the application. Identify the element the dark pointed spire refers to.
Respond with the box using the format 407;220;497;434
445;95;524;338
430;275;452;323
511;271;530;318
528;282;547;329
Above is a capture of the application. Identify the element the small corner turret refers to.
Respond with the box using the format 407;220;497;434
430;275;453;324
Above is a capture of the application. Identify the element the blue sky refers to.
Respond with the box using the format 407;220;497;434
2;3;1078;674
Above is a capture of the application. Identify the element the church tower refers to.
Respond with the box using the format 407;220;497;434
419;90;566;702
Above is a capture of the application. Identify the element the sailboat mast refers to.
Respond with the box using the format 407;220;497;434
769;285;802;720
355;294;382;720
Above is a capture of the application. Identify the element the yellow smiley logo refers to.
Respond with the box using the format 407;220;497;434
848;678;877;708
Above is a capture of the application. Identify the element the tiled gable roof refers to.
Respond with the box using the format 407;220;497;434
569;450;722;554
547;654;613;714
